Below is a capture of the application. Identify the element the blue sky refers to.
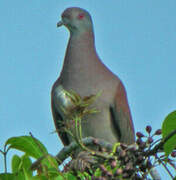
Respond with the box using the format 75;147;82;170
1;0;176;178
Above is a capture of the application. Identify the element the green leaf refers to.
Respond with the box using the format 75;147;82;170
77;171;85;180
82;172;91;180
64;172;77;180
16;172;26;180
162;111;176;156
21;154;32;168
94;168;101;177
53;176;65;180
41;154;59;171
31;175;48;180
46;167;61;178
54;176;65;180
5;136;48;159
0;173;16;180
11;154;21;173
21;155;33;177
23;167;32;180
11;154;33;179
11;155;26;179
0;172;25;180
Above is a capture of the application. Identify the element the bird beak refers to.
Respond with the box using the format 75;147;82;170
57;20;64;27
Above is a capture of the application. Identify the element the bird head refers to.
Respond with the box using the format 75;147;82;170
57;7;93;35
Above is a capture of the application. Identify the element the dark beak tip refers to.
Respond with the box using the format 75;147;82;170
57;21;63;27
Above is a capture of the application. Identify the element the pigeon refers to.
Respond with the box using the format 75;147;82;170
51;7;135;148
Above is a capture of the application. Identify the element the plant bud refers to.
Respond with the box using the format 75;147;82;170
146;125;152;133
155;129;162;135
136;132;145;138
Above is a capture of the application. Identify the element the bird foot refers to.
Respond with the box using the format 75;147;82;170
69;151;97;172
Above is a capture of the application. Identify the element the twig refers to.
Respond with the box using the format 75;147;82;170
2;150;7;173
147;129;176;156
3;144;11;173
0;149;6;173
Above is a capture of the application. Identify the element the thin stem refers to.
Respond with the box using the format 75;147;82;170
64;128;75;140
150;138;162;148
74;115;94;153
4;152;7;173
75;117;80;142
147;129;176;156
78;116;82;140
168;160;176;170
3;146;7;173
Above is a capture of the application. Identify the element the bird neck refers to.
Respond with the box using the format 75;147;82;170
61;30;99;72
69;29;96;53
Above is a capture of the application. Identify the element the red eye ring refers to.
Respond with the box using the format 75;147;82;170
77;13;85;20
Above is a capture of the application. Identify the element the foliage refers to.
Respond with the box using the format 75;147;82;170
0;89;176;179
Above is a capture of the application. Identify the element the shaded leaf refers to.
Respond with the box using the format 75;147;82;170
46;167;61;178
31;175;48;180
15;171;25;180
0;173;16;180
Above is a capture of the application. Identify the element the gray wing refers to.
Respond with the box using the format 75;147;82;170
110;81;135;144
51;84;72;146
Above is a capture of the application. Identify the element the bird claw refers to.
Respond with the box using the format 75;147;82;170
69;151;97;172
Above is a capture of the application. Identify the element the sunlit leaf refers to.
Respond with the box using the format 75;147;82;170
5;136;48;159
23;168;32;180
162;111;176;156
64;172;77;180
94;167;101;177
21;155;32;177
11;154;21;173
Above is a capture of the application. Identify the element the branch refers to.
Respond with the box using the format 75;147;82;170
55;137;113;164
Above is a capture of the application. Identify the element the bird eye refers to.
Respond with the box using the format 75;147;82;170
77;13;85;20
